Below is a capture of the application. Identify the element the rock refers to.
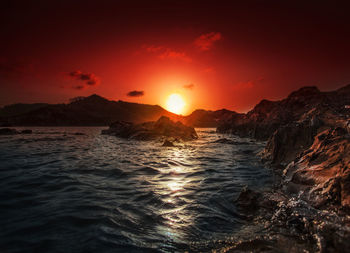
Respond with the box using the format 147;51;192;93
73;132;85;135
213;138;236;144
283;127;350;210
21;129;32;134
0;128;19;135
235;187;262;212
262;120;319;165
217;84;350;141
102;116;198;141
162;140;175;147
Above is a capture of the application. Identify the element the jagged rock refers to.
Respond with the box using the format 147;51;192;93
217;84;350;141
101;116;198;141
262;120;319;165
0;128;19;135
283;127;350;210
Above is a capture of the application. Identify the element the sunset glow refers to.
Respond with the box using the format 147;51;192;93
166;94;186;115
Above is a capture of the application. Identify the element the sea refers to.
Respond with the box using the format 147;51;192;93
0;127;273;252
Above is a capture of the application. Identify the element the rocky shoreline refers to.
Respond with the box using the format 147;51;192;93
216;84;350;252
101;116;198;144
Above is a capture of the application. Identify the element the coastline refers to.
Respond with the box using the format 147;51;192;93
215;86;350;252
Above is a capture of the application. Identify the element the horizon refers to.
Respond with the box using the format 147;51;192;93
1;83;348;116
1;1;350;114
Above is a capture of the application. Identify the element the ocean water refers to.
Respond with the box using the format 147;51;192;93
0;127;273;252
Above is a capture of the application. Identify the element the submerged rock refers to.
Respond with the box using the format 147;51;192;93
102;116;198;141
235;187;262;212
213;138;236;144
0;128;19;135
162;140;175;147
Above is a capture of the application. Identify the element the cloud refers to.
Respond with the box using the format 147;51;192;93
127;90;144;97
144;45;164;53
183;83;194;90
194;32;222;51
203;67;215;73
158;49;192;62
68;70;100;89
143;45;192;62
232;78;264;90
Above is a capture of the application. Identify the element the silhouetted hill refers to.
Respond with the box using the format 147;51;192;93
182;109;240;127
217;84;350;140
0;103;49;117
0;94;239;127
0;95;181;126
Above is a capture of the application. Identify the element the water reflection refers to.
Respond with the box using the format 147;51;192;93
151;146;201;243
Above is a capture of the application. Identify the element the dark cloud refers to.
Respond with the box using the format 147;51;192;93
194;32;222;51
73;85;85;90
183;83;194;89
127;90;144;97
144;45;192;62
68;70;100;88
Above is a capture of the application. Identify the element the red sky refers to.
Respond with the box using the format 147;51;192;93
1;0;350;114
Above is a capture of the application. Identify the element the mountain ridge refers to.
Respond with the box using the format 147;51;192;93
0;94;237;127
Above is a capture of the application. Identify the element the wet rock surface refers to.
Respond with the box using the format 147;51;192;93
101;116;198;141
216;84;350;252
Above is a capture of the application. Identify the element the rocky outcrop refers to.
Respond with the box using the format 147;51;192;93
217;85;350;140
217;84;350;251
101;116;198;141
283;127;350;210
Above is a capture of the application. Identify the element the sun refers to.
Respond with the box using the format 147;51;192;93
166;93;186;115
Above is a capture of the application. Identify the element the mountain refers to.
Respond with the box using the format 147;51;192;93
0;94;181;126
182;109;241;127
0;94;238;127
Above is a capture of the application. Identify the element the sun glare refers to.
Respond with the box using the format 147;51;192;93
166;94;186;115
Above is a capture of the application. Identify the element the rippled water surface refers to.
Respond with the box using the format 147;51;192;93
0;127;273;252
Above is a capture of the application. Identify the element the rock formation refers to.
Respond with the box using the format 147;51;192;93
101;116;198;141
217;85;350;140
218;84;350;251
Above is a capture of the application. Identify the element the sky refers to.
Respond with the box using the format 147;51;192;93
1;0;350;114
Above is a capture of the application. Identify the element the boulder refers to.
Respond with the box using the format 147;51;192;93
0;128;19;135
162;140;175;147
